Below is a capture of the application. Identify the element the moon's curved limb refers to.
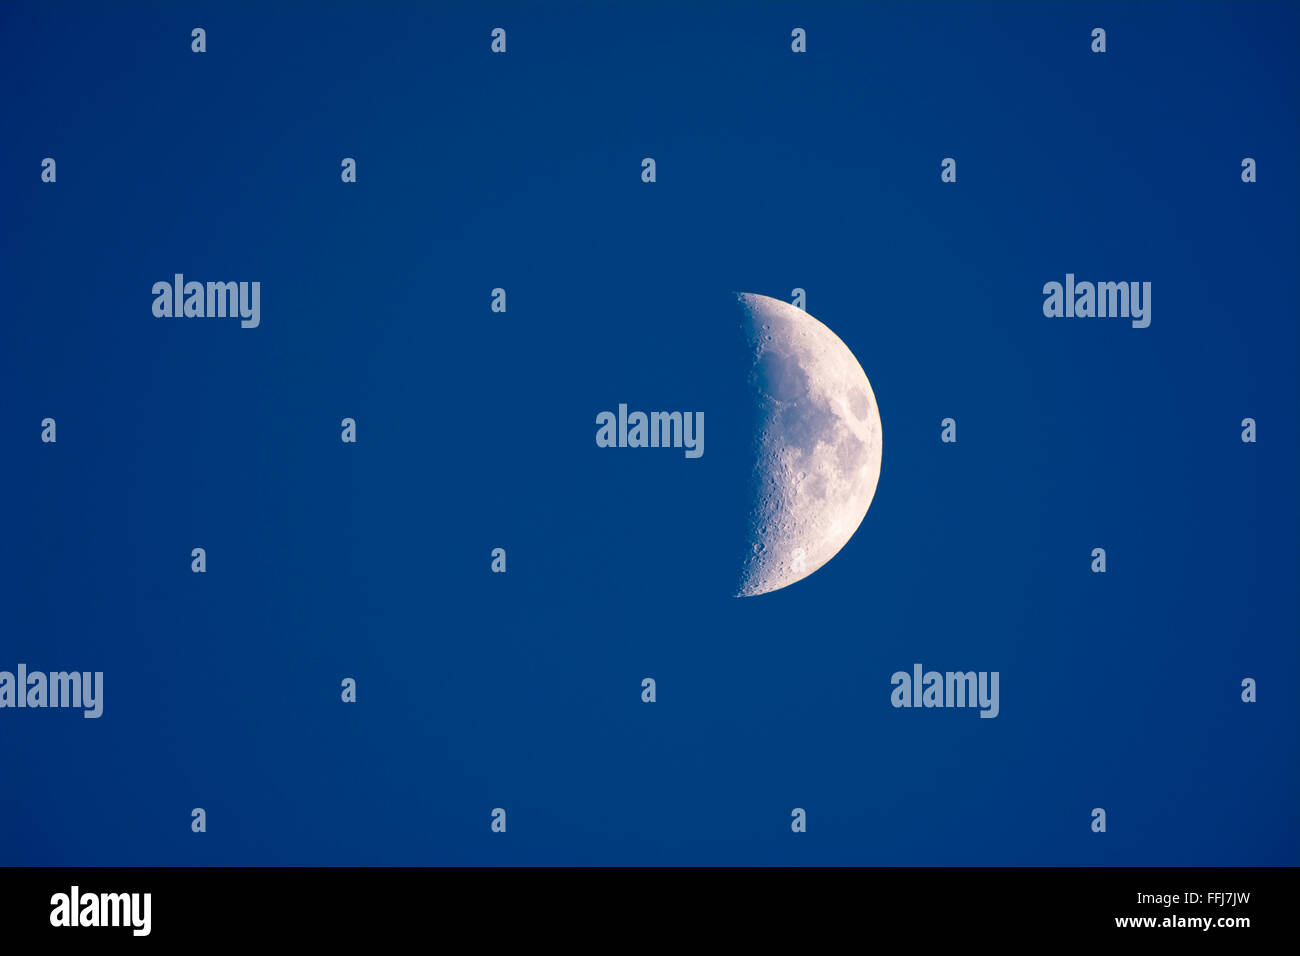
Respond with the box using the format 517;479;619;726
735;293;883;597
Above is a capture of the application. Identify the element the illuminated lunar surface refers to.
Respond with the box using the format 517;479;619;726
735;293;883;597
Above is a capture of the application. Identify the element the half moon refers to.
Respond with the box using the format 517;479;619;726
735;293;883;597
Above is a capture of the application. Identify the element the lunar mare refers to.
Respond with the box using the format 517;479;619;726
735;293;883;597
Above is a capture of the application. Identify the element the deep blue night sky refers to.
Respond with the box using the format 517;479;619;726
1;2;1296;865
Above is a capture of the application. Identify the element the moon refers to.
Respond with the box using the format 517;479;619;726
735;293;883;597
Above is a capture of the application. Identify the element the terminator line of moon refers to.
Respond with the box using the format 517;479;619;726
734;292;883;597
